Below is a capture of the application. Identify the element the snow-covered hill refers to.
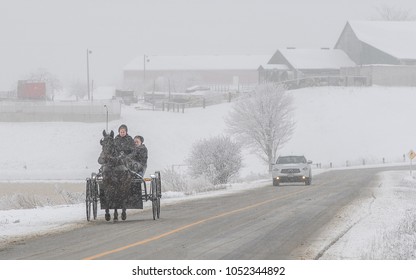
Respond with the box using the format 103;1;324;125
2;86;416;260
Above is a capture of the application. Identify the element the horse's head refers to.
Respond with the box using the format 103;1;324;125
100;130;115;155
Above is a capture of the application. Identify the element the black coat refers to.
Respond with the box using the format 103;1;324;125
114;134;134;155
128;144;148;171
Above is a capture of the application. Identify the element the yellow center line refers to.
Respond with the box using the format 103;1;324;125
83;187;309;260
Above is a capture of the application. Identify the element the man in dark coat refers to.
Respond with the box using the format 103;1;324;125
114;124;135;156
128;135;148;176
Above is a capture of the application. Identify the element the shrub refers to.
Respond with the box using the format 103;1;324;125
187;135;242;185
161;168;219;194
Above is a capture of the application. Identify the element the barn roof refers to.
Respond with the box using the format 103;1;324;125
258;64;289;70
344;20;416;60
123;55;270;71
268;48;356;70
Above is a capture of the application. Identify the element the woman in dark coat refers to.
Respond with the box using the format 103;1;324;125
114;124;135;155
129;135;148;176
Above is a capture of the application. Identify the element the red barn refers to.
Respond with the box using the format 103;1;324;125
17;80;47;100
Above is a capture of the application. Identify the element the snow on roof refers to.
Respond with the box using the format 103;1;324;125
258;64;289;70
347;20;416;60
269;48;356;70
123;55;270;71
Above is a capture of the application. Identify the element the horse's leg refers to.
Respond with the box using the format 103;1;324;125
121;182;126;221
105;208;110;221
113;208;118;221
105;201;113;221
121;203;127;221
122;178;130;221
104;179;112;221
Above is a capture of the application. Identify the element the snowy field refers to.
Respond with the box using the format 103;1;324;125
1;86;415;180
1;86;416;259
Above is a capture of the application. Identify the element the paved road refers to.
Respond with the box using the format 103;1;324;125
0;166;403;260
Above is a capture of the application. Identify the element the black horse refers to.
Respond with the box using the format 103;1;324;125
98;130;133;221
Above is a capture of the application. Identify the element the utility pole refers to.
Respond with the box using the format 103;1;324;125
143;54;146;93
143;54;149;93
87;49;92;100
104;105;108;133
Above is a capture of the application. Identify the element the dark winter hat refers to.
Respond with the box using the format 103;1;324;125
118;124;128;132
134;135;144;143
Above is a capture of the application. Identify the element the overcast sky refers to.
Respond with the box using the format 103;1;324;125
1;0;416;89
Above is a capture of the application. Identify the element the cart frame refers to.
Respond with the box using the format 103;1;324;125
85;170;162;221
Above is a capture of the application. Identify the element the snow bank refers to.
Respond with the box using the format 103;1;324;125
313;170;416;259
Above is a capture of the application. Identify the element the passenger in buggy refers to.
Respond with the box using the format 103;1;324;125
127;135;148;177
114;124;135;156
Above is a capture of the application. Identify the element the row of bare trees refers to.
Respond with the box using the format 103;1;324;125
375;5;416;21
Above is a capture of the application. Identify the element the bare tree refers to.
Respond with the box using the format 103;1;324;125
375;5;416;21
226;84;295;170
26;68;63;99
69;80;88;100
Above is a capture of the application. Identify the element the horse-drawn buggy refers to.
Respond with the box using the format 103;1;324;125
85;130;161;222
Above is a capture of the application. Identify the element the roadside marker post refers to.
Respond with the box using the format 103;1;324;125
408;150;416;176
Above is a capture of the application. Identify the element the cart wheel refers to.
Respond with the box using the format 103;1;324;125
155;171;162;218
151;179;157;220
91;177;98;220
156;196;161;219
155;171;162;198
85;179;92;221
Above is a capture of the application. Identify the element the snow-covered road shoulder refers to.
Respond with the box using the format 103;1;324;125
309;170;416;259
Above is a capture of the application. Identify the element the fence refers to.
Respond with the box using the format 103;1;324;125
142;91;239;113
141;75;370;113
313;154;407;170
276;75;369;90
0;91;16;100
207;83;256;93
0;100;121;122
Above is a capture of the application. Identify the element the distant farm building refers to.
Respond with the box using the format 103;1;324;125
335;21;416;86
335;21;416;65
122;21;416;91
123;55;270;93
259;48;356;86
258;48;355;88
17;80;49;100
